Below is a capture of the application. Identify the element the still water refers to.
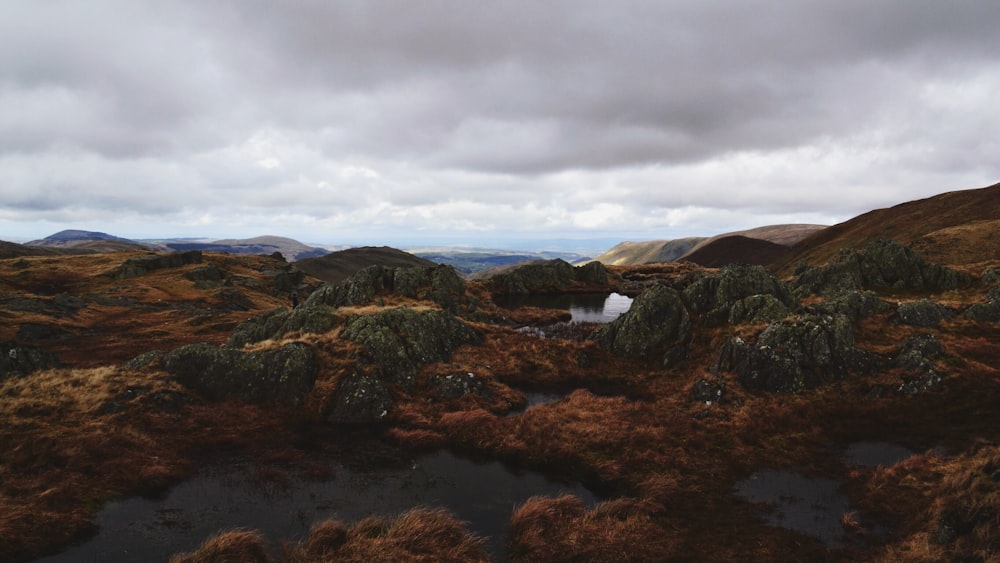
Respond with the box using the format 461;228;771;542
494;293;633;323
37;449;597;562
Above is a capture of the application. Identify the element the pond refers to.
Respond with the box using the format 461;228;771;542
734;469;885;549
493;292;633;323
36;449;598;562
843;441;915;468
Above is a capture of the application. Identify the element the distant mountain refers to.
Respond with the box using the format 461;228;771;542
774;182;1000;274
157;235;329;262
411;248;589;275
26;230;152;253
591;237;705;266
295;246;436;284
591;225;827;268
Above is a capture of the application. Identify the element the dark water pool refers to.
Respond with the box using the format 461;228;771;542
735;469;878;548
843;441;915;468
494;292;633;323
36;449;598;562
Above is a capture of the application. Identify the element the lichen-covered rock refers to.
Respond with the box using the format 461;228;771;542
793;239;971;297
897;299;954;328
690;378;725;403
715;314;879;393
683;264;792;325
727;294;790;325
807;290;892;322
112;250;203;280
963;286;1000;322
594;284;691;367
163;342;317;406
487;259;576;295
0;342;60;379
326;371;393;424
899;370;943;395
894;333;944;372
228;306;337;348
341;308;482;391
306;264;467;312
430;372;492;400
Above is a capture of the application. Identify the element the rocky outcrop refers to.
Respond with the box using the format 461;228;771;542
487;259;611;295
895;334;945;395
793;239;971;297
806;290;892;322
112;250;203;280
306;264;468;313
715;314;879;393
325;371;393;424
163;342;317;406
897;299;954;328
227;306;337;348
682;264;793;325
594;284;691;367
963;286;1000;322
1;342;60;379
340;308;482;392
430;371;493;401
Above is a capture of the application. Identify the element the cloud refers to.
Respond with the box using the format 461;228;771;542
1;0;998;247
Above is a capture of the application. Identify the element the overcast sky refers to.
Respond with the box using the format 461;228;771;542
2;1;998;252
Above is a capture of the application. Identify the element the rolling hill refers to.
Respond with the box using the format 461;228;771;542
679;235;792;268
26;230;152;253
158;235;329;262
773;181;1000;274
590;237;705;266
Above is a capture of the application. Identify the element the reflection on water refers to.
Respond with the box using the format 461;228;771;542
494;293;633;323
843;441;915;468
37;450;597;562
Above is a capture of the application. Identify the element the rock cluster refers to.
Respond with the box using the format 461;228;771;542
112;250;203;280
487;259;611;295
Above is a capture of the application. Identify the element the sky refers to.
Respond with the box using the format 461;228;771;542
2;1;998;253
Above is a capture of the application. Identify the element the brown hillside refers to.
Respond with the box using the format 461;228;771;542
295;246;436;284
775;182;1000;274
591;237;704;266
680;235;791;268
0;240;59;259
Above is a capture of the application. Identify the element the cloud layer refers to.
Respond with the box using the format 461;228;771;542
3;1;999;250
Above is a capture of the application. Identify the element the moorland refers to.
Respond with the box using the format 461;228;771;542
1;183;999;562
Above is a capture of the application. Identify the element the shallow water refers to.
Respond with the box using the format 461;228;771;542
843;441;915;468
36;449;597;562
494;292;633;323
735;469;860;548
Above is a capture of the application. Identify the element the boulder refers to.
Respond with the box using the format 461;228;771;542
227;306;337;348
594;284;691;367
326;371;393;424
430;371;492;401
894;333;944;372
715;314;879;393
727;294;790;325
340;308;482;392
163;342;317;406
897;299;954;328
682;264;792;325
574;261;610;284
689;378;725;403
963;286;1000;322
0;342;60;379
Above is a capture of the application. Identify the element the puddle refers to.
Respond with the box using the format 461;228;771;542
36;449;598;562
735;469;874;548
843;441;915;468
495;293;633;323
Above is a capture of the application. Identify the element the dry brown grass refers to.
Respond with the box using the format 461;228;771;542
169;529;271;563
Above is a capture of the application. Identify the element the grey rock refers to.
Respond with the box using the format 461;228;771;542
594;284;691;367
683;264;792;325
163;342;317;406
808;290;892;322
727;294;790;325
341;308;482;392
326;371;393;424
897;299;953;328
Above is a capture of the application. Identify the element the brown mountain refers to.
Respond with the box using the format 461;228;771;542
0;240;60;259
774;181;1000;274
680;235;792;268
591;238;705;266
295;245;436;284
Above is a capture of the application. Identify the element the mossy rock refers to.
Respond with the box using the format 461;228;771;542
306;264;467;312
807;290;892;322
594;284;691;367
0;342;60;379
683;264;792;325
716;314;880;393
326;371;393;424
163;342;317;406
897;299;953;328
487;259;576;295
341;308;482;391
